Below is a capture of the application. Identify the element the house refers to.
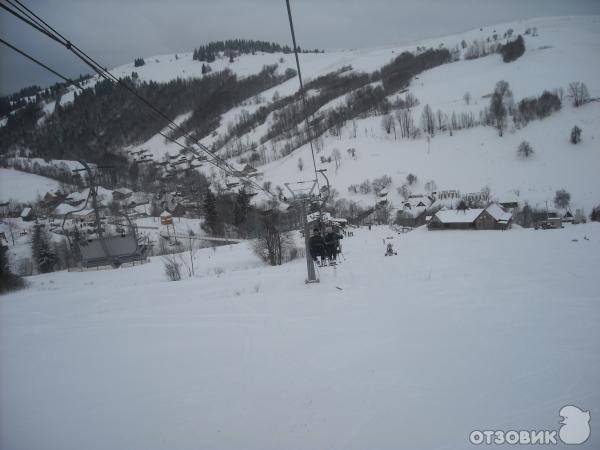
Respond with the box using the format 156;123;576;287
71;209;97;222
113;188;134;201
396;194;435;227
428;203;512;230
42;190;64;207
484;203;513;230
160;211;173;225
64;191;88;207
20;207;34;221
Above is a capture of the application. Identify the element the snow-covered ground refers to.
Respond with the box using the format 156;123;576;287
0;168;61;203
2;223;599;449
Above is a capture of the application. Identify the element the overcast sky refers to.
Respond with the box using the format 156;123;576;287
1;0;599;95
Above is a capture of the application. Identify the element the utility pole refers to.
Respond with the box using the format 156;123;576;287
285;180;318;284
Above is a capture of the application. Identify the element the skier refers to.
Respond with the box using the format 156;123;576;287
324;227;343;264
308;228;325;265
385;242;397;256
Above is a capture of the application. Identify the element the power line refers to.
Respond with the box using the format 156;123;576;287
285;0;320;190
0;37;81;89
2;0;274;197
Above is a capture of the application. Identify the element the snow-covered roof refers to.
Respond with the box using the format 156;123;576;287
20;207;32;217
114;188;133;195
485;203;513;223
434;208;484;224
160;211;172;218
72;209;95;218
53;202;84;216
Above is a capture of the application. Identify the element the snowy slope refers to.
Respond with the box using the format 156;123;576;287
0;168;61;203
114;16;600;212
1;223;599;449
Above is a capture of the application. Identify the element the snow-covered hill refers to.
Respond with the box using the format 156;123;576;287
0;168;62;203
109;16;600;212
2;223;599;449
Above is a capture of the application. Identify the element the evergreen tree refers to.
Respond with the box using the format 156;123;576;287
501;35;525;63
233;188;251;227
31;225;57;273
570;125;582;144
203;189;219;235
1;246;24;293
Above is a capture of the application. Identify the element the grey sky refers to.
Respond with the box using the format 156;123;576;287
1;0;599;95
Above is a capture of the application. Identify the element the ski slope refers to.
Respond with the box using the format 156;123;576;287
112;16;600;212
1;223;599;449
0;168;61;203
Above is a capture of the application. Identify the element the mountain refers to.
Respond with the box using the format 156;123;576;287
1;16;599;214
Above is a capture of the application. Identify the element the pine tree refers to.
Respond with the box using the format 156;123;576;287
31;225;56;273
203;189;219;235
570;125;582;144
0;246;24;294
234;188;251;226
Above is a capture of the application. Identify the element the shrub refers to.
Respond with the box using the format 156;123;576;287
163;254;182;281
372;175;392;194
517;141;534;159
554;189;571;210
500;35;525;63
0;246;25;294
570;126;582;144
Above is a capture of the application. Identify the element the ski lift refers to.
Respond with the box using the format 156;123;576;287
62;161;148;269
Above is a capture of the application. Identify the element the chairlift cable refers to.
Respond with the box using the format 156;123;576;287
2;0;274;198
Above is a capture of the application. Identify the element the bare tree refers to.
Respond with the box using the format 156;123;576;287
397;184;411;201
421;104;435;135
6;220;16;246
554;189;571;210
252;212;289;266
381;114;395;136
567;82;590;107
463;92;472;105
332;148;342;170
180;228;199;277
406;173;417;185
396;108;415;139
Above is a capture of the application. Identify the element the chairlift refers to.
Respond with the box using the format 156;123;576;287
62;161;148;269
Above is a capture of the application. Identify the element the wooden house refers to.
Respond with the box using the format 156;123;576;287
160;211;173;225
428;203;512;230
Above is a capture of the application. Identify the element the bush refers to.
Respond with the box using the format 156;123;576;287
517;141;534;159
570;126;582;144
500;35;525;63
554;189;571;210
372;175;392;194
162;254;182;281
0;246;25;294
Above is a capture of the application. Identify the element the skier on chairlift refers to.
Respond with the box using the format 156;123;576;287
324;226;343;264
309;228;326;266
